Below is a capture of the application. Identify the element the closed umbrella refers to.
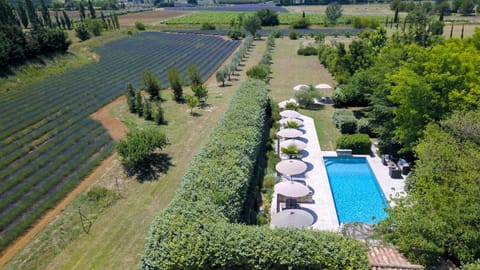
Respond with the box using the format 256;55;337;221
280;139;307;150
270;209;314;228
280;110;301;118
276;128;303;139
276;159;307;176
274;180;310;198
279;118;303;126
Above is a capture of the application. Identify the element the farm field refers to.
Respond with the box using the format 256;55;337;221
117;10;188;25
0;32;239;253
4;36;267;270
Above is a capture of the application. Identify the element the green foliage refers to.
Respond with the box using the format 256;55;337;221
116;128;168;169
376;111;480;266
200;22;215;30
326;2;343;25
167;68;183;102
243;14;261;36
294;85;322;109
227;29;244;40
246;65;268;82
288;30;299;40
125;83;136;113
184;94;199;115
151;101;165;125
75;23;90;41
352;17;380;29
216;69;226;86
85;18;103;36
142;80;369;269
336;134;371;154
291;17;311;29
281;145;301;158
297;46;318;56
187;62;203;86
332;109;357;134
256;8;279;26
141;69;161;101
135;21;146;31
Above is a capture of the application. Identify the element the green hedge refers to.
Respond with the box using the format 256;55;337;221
336;134;372;154
142;80;369;269
332;109;357;134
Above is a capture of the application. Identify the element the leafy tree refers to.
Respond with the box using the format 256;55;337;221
125;83;136;113
376;111;480;267
429;20;444;35
85;18;102;36
246;65;268;82
167;68;183;102
135;90;143;116
152;101;165;124
294;85;322;108
143;99;152;120
116;128;168;169
256;8;279;26
192;84;208;106
459;0;475;15
326;2;342;25
216;69;226;87
142;69;161;101
243;14;261;37
187;63;202;86
184;94;199;115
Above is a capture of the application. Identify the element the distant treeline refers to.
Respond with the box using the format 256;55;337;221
0;0;70;69
274;0;390;5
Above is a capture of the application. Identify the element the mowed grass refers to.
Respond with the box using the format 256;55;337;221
5;38;267;270
268;37;340;150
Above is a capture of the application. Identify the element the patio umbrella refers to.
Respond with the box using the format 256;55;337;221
293;84;309;91
279;118;303;127
276;128;303;139
276;159;307;176
274;180;310;198
315;83;332;90
280;110;301;118
280;139;307;150
270;209;314;228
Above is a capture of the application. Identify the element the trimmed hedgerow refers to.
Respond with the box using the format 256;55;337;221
142;81;369;269
336;133;372;154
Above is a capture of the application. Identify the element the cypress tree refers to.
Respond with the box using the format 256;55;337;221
87;0;96;19
15;0;29;28
100;11;107;29
461;24;464;39
113;13;120;29
54;10;61;28
25;0;39;28
62;10;72;29
39;0;51;27
449;22;453;38
393;7;399;24
143;99;152;120
126;83;136;113
79;1;86;21
152;102;165;125
167;68;183;102
135;90;143;117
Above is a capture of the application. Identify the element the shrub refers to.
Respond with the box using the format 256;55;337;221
297;46;318;56
288;31;299;40
291;17;310;29
201;22;215;30
75;23;90;41
246;65;269;82
332;109;358;134
228;29;244;40
336;134;371;154
135;21;146;31
357;118;373;136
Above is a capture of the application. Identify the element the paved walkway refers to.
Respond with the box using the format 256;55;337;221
271;114;407;231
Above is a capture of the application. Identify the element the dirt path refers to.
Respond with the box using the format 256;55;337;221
0;97;128;267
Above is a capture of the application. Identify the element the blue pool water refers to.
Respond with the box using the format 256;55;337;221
324;157;389;224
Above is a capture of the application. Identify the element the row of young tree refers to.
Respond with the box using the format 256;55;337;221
317;17;480;266
0;0;70;68
390;0;480;17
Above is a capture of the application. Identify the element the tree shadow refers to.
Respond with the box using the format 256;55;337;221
125;153;174;182
191;111;202;117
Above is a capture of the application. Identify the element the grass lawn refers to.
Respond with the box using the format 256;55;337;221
4;36;267;270
268;37;340;150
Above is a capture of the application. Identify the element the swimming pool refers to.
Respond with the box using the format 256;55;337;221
324;157;389;224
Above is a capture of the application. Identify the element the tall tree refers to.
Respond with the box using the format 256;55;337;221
142;69;161;100
325;2;342;25
62;10;72;29
187;63;202;86
167;68;183;102
243;14;261;36
87;0;96;18
25;0;39;28
216;69;225;87
15;0;29;28
184;94;199;115
79;1;86;21
126;83;136;113
39;0;51;27
256;8;279;26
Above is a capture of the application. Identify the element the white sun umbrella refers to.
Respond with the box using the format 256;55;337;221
276;128;303;139
274;180;310;198
279;118;303;127
276;159;308;176
270;209;314;228
280;110;301;119
293;84;309;91
315;83;333;90
280;139;307;150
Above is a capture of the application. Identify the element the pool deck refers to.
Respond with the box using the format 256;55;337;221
271;114;407;231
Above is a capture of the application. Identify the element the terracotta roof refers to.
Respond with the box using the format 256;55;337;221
368;246;424;270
